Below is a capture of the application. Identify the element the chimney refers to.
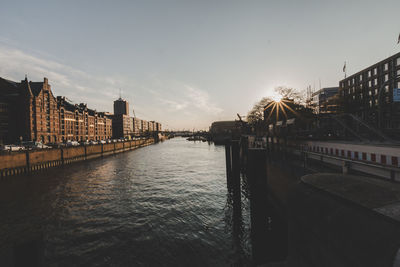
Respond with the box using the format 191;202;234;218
44;77;48;84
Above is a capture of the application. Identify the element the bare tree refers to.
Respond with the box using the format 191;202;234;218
274;86;305;104
247;86;305;125
247;97;273;124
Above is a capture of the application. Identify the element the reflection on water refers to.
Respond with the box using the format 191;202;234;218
0;138;252;266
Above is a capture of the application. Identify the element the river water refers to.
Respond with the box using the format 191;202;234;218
0;137;252;266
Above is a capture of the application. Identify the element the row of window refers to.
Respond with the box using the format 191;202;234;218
343;59;400;87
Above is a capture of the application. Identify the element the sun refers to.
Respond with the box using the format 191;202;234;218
271;94;282;102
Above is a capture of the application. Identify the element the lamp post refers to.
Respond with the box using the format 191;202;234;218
377;73;400;129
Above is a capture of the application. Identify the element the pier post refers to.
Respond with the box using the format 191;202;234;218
231;141;242;225
248;147;287;264
225;143;232;186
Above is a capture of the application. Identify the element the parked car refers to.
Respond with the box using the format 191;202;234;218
66;141;80;147
46;142;60;148
81;140;91;146
89;141;98;145
99;140;106;144
2;145;26;151
22;141;50;150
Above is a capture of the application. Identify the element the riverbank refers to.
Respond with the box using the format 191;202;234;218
0;138;155;178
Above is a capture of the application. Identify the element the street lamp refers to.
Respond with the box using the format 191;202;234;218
377;73;400;129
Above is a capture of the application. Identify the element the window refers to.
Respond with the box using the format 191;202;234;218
368;81;372;87
386;96;390;103
384;63;389;71
373;68;377;75
385;74;389;82
375;89;378;95
397;81;400;88
397;69;400;76
360;84;363;89
369;100;372;107
368;70;372;77
397;58;400;66
374;78;378;86
360;74;363;81
352;95;355;100
369;90;372;96
385;85;389;93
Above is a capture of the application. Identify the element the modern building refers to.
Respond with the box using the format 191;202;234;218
113;97;129;116
339;52;400;132
112;114;132;138
311;87;339;114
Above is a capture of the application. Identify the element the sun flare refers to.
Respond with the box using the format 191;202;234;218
271;95;282;103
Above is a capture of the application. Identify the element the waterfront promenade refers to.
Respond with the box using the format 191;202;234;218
0;138;155;178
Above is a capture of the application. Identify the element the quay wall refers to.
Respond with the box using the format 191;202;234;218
0;138;155;178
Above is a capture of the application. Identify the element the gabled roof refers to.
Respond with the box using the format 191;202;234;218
29;82;44;96
0;77;20;95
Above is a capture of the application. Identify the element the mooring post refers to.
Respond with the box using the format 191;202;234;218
225;142;232;187
248;147;287;263
231;140;241;212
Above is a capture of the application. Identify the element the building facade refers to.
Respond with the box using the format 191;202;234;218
58;97;112;142
311;87;339;114
0;76;162;144
112;114;132;138
113;98;129;116
0;76;113;144
339;52;400;132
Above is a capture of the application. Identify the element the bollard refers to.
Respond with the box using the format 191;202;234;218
342;160;349;174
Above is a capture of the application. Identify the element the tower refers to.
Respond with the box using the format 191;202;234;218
113;97;129;116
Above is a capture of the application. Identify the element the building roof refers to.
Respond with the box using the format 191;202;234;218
340;51;400;83
312;87;339;97
29;82;44;96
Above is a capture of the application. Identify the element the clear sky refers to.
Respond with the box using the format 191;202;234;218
1;0;399;130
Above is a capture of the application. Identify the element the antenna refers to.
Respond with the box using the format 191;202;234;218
119;88;122;99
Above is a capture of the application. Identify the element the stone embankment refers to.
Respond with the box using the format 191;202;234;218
0;138;155;178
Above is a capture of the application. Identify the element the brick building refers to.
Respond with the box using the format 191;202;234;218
0;76;161;144
0;76;112;144
132;117;142;136
339;52;400;133
0;77;60;144
57;97;112;142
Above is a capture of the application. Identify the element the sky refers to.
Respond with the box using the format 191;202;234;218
0;0;399;130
